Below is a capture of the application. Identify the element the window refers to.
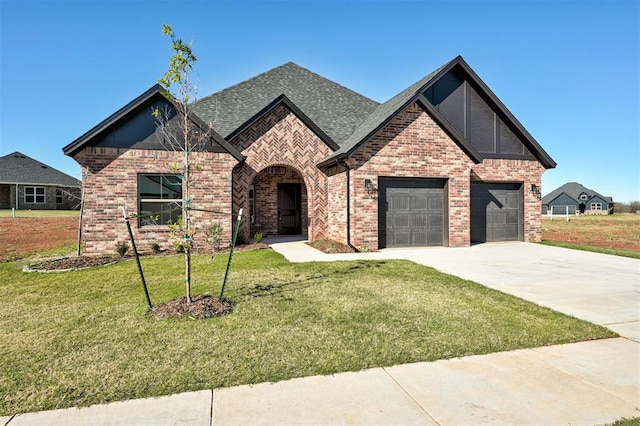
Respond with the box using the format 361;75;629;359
56;190;63;204
579;193;588;201
591;203;602;210
138;174;182;226
25;187;45;204
248;185;255;224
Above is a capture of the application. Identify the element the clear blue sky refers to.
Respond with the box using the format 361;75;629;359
1;0;638;202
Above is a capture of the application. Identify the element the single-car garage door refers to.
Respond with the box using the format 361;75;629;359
379;178;447;248
471;182;523;243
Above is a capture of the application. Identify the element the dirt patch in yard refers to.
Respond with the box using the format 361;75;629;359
152;295;235;319
0;217;79;261
307;239;357;253
542;214;640;251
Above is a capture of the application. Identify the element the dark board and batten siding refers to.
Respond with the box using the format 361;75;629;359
471;182;523;243
424;69;536;161
378;178;448;248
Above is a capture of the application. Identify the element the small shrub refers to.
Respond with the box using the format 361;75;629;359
174;240;187;253
254;232;263;243
150;241;161;254
116;241;130;258
205;221;224;253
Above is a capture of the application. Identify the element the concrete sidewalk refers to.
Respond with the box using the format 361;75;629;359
3;241;639;425
3;338;638;425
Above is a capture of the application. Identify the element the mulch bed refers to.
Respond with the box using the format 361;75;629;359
151;295;235;319
25;255;120;272
24;243;271;272
307;239;357;253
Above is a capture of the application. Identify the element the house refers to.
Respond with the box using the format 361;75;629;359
0;152;81;210
542;182;614;215
63;56;556;255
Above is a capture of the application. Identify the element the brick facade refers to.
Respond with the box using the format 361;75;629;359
72;104;545;255
230;103;333;242
345;102;475;250
75;147;237;255
326;102;545;251
471;159;545;243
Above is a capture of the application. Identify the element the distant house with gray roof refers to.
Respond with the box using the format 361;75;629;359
0;152;81;210
63;56;557;254
542;182;613;215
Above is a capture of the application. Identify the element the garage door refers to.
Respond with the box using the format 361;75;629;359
379;179;446;248
471;183;523;243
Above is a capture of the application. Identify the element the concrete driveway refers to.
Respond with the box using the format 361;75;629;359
271;240;640;340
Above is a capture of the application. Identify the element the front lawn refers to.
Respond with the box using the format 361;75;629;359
0;250;614;415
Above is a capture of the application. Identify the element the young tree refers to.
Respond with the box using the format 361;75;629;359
153;24;212;303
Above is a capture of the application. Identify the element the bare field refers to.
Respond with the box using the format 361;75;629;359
542;214;640;252
0;216;78;261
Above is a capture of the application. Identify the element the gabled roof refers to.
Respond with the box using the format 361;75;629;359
542;182;613;205
63;84;244;161
192;62;380;145
321;56;556;169
226;94;340;150
0;152;81;187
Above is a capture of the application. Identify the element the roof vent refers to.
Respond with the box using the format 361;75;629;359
41;165;48;169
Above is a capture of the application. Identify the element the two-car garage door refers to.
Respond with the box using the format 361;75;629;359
378;178;523;248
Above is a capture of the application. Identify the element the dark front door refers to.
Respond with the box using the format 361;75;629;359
278;183;301;235
471;183;523;243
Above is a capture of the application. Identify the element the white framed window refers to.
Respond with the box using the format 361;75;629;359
579;193;588;201
591;203;602;210
138;174;183;226
25;186;45;204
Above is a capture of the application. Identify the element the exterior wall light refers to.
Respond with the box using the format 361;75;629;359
364;178;378;199
531;183;541;200
365;179;373;194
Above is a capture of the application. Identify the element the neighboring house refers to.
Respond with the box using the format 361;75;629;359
542;182;614;215
63;56;556;255
0;152;81;210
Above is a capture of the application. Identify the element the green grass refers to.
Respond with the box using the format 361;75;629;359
539;240;640;259
609;417;640;426
0;250;615;415
0;209;80;218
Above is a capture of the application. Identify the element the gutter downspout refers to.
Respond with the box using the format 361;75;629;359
343;161;359;253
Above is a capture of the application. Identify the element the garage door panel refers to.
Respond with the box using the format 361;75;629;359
471;183;523;243
381;179;446;248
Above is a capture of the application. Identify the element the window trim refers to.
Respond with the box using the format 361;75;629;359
590;203;602;211
24;186;46;204
137;173;183;227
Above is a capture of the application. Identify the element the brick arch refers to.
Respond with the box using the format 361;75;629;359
248;164;309;238
230;103;333;242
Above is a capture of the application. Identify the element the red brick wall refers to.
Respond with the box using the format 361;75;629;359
74;147;237;255
326;168;348;243
251;166;308;237
327;102;546;250
231;104;333;241
471;159;546;242
346;103;475;250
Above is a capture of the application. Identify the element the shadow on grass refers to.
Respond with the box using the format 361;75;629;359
232;260;388;300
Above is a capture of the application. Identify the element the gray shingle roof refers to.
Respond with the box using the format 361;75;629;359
324;60;451;162
0;152;81;187
542;182;613;205
192;62;380;145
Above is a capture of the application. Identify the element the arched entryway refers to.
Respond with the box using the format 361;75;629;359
250;165;308;238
